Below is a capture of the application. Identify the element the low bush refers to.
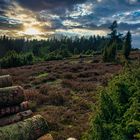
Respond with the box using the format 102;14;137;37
45;52;63;61
32;74;57;85
63;72;76;79
46;92;65;106
44;49;72;61
62;80;96;92
46;87;71;106
24;89;47;105
0;51;34;68
39;84;50;95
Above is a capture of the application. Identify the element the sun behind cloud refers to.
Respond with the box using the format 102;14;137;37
24;27;41;35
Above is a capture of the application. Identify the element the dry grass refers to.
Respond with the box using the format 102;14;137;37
62;80;96;92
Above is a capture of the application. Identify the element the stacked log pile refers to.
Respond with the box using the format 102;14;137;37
0;75;50;140
0;115;48;140
0;75;12;88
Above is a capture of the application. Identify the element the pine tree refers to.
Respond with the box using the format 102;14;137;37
108;20;118;43
103;43;117;62
108;42;117;61
123;31;132;59
103;47;108;62
108;21;123;50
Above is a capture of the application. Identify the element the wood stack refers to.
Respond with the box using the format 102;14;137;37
0;75;49;140
0;115;49;140
0;75;12;88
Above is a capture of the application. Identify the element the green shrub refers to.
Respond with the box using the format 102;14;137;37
45;49;71;61
45;52;63;61
0;51;34;68
85;64;140;140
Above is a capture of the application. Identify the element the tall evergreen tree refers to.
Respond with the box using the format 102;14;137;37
102;21;122;62
123;31;132;59
102;42;117;62
108;21;123;50
108;20;118;43
103;47;108;62
108;42;117;62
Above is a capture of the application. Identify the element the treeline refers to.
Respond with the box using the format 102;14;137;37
0;34;110;68
0;35;111;68
0;21;133;68
83;63;140;140
0;35;108;57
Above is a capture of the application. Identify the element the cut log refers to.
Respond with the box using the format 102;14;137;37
0;86;24;107
0;75;12;88
0;115;49;140
0;113;22;126
17;110;33;118
38;134;53;140
20;101;29;110
67;138;77;140
0;101;29;117
0;110;33;126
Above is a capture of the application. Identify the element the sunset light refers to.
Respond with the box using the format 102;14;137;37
24;28;41;36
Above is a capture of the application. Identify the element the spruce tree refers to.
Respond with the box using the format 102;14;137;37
108;42;117;61
102;21;119;62
123;31;132;59
103;43;117;62
103;47;108;62
108;20;118;43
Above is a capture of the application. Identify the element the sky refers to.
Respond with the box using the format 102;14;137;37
0;0;140;48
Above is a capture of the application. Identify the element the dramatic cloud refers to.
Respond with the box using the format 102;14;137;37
0;0;140;47
16;0;88;11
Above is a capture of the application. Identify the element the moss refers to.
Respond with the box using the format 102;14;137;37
36;73;49;79
0;115;49;140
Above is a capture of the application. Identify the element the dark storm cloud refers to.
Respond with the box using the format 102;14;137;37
0;0;11;15
0;15;23;30
16;0;88;11
76;0;139;32
1;0;140;30
84;0;140;23
89;22;140;32
0;0;140;47
118;23;140;31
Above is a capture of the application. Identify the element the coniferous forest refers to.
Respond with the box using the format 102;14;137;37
0;21;135;68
